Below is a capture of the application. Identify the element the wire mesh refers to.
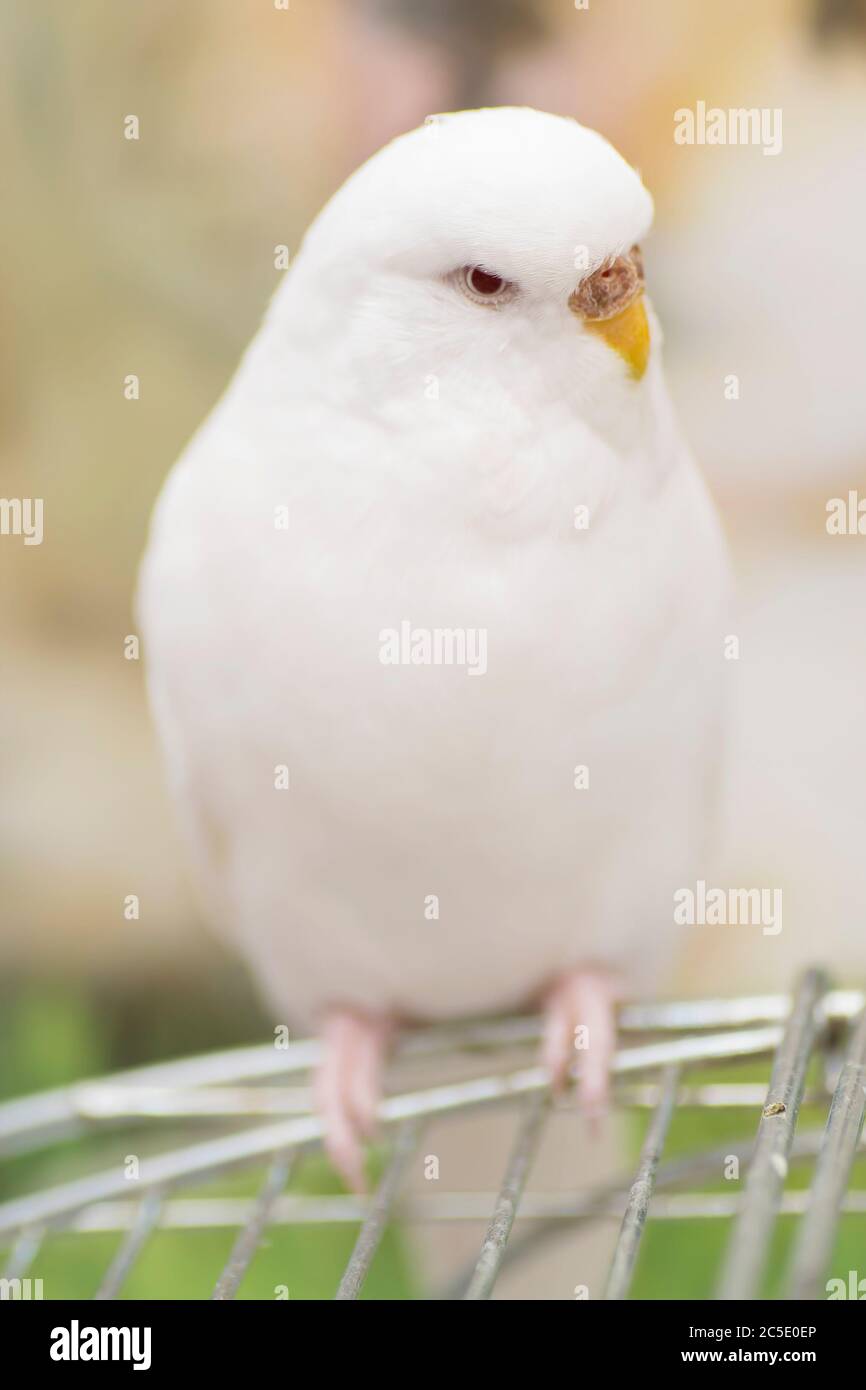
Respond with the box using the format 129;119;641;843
1;969;863;1300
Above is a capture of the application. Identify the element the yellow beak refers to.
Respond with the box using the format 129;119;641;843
584;296;650;380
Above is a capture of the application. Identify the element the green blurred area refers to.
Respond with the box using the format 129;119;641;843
630;1060;866;1300
0;982;416;1299
1;1167;416;1302
4;990;863;1299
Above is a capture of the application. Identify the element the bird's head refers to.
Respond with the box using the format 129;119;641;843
280;107;656;414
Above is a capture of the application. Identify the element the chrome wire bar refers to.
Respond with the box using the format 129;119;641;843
786;1004;866;1300
0;1116;322;1243
28;1124;847;1240
618;1083;830;1109
2;1224;45;1280
619;990;859;1034
41;1178;866;1233
4;992;861;1156
78;1087;313;1122
0;1024;786;1243
2;973;865;1302
463;1091;548;1300
436;1126;846;1301
335;1119;421;1301
94;1189;164;1301
212;1152;295;1301
716;968;828;1300
605;1064;680;1300
14;1079;833;1128
0;1042;317;1157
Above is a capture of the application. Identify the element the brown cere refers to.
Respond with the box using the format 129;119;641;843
569;244;645;321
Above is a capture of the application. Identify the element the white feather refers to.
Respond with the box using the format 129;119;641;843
139;108;730;1027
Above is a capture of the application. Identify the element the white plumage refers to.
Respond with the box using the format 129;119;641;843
139;108;728;1080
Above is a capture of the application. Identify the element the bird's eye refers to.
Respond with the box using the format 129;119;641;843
468;267;504;296
454;265;515;306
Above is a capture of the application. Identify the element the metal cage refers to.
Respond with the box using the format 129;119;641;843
1;967;864;1300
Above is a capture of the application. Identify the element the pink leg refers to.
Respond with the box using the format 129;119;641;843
314;1008;393;1192
541;968;618;1119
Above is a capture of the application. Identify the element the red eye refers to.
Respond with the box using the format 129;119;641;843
455;265;515;306
467;266;505;296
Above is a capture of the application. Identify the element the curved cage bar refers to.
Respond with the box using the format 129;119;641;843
1;968;864;1300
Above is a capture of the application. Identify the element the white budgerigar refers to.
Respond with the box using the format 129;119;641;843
139;108;729;1187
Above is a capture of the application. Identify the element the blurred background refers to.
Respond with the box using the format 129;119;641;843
1;0;865;1297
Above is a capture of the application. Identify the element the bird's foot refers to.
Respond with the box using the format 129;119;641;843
541;967;618;1122
314;1006;394;1192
